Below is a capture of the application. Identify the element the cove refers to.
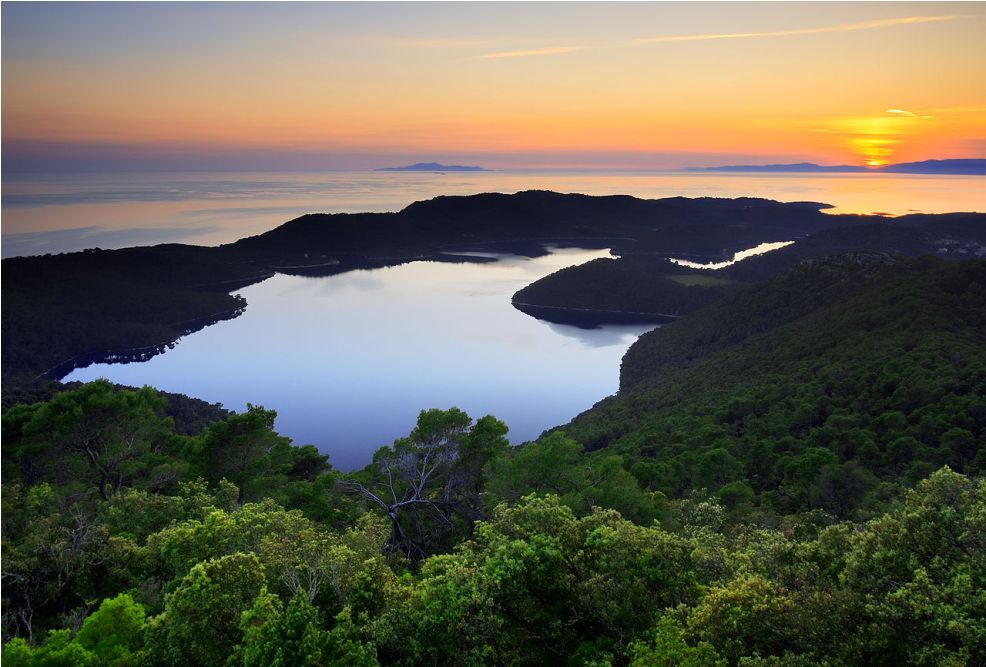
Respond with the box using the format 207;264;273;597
66;248;657;470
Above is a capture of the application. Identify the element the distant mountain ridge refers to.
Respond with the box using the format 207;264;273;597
376;162;488;172
689;158;986;175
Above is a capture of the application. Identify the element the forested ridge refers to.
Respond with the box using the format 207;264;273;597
3;254;984;665
562;255;986;518
512;255;742;324
512;213;986;326
1;245;266;381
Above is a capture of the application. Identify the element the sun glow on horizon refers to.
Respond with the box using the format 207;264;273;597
1;2;983;171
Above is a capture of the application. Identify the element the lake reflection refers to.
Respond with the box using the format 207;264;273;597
66;248;657;470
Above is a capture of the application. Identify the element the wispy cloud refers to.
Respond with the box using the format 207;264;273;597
886;109;935;119
633;15;959;44
477;15;960;61
479;46;581;60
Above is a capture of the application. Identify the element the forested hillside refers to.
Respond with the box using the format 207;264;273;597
2;254;984;665
512;255;742;324
562;255;986;518
513;213;986;325
1;245;268;382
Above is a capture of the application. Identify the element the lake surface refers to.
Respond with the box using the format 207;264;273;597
4;170;984;257
66;248;655;470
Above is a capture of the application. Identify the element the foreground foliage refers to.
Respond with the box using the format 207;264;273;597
3;459;983;665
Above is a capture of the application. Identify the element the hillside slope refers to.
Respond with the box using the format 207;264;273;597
560;255;986;517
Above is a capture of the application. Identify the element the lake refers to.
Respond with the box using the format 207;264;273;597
3;170;984;257
65;248;656;470
16;169;986;469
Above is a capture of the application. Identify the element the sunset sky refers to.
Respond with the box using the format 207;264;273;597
3;1;985;171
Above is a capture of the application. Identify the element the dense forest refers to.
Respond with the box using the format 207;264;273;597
3;253;984;665
0;245;267;382
513;255;742;324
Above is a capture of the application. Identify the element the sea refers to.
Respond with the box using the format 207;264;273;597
3;170;984;258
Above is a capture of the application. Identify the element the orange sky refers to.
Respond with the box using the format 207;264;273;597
3;2;985;170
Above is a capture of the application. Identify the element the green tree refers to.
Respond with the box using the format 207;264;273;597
4;381;176;499
74;593;147;665
345;408;508;561
190;405;293;503
145;552;266;666
835;468;986;665
628;616;725;667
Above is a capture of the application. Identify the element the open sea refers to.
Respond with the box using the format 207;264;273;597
3;170;984;258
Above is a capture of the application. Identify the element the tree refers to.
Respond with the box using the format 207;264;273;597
487;431;589;506
239;592;378;667
4;381;175;500
74;593;147;665
628;616;725;667
1;484;109;642
0;594;145;667
344;408;508;562
833;468;986;665
683;575;802;664
191;405;293;502
145;552;266;666
239;591;326;667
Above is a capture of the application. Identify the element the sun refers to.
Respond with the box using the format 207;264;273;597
866;159;884;167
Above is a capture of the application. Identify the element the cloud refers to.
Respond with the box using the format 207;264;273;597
477;15;960;62
478;46;581;60
886;108;936;119
633;15;959;44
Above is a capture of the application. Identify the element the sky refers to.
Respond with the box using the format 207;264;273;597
3;1;985;171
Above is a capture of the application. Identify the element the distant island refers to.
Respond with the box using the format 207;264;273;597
689;158;986;175
376;162;489;172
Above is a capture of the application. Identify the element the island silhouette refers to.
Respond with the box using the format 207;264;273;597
376;162;489;172
689;158;986;175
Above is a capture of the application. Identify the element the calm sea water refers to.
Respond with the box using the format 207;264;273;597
3;170;984;257
65;248;655;470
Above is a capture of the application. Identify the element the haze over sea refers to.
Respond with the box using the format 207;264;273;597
4;170;984;258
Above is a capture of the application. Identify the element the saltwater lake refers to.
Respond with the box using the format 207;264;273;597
15;169;986;469
66;248;655;470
